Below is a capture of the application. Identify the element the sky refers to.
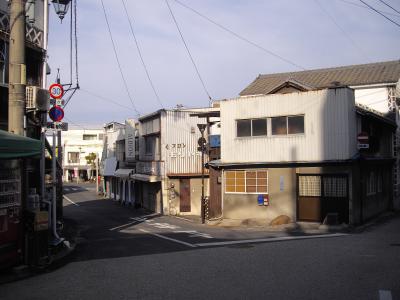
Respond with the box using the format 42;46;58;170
46;0;400;129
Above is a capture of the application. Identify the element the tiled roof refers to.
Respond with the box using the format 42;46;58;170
240;60;400;96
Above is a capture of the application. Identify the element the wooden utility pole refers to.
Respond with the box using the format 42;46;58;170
8;0;26;135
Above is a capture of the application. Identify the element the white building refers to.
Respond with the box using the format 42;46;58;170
61;129;104;182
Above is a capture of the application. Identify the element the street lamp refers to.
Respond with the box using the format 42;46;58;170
197;124;207;224
52;0;71;22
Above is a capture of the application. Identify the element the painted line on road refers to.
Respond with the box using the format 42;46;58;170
63;195;80;206
379;290;392;300
109;221;139;231
139;228;197;248
171;215;195;223
195;233;348;247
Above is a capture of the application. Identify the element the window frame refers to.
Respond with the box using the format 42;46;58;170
225;169;268;194
236;118;268;138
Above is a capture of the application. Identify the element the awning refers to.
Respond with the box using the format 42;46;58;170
114;168;134;178
131;174;162;182
0;130;41;159
103;157;117;176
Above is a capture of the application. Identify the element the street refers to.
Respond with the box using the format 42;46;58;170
1;183;399;300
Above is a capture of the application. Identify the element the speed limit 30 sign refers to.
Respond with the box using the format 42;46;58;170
49;83;64;99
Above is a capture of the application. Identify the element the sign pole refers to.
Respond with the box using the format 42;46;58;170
52;122;61;240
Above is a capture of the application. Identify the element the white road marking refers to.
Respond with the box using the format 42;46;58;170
64;188;70;191
195;233;348;247
63;195;80;206
139;228;197;248
72;188;78;191
109;221;139;231
379;290;392;300
149;222;181;230
173;230;213;239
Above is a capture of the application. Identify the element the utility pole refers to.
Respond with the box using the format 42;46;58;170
8;0;26;135
96;153;99;194
197;124;207;224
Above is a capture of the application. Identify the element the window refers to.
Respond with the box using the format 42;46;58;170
68;152;79;164
236;119;267;137
271;117;287;135
237;120;251;137
366;171;376;196
252;119;267;136
288;116;304;134
83;134;97;140
225;170;268;193
272;115;304;135
145;136;155;155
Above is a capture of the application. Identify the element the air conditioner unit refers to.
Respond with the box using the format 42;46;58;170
26;86;50;111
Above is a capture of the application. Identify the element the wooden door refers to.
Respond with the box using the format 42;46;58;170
180;179;191;212
297;175;321;222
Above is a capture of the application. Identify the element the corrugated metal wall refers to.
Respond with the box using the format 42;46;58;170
162;110;208;175
220;88;357;163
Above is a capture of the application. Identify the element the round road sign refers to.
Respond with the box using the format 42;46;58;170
49;83;64;99
49;105;64;122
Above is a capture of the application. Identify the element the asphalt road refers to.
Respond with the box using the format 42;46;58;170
1;183;399;300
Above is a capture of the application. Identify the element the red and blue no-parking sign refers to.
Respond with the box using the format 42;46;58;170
49;105;64;122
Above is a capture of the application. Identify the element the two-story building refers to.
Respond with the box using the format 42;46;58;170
239;60;400;211
133;109;209;216
209;87;395;225
61;129;104;182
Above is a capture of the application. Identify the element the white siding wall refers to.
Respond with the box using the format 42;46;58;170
162;110;208;175
220;88;357;163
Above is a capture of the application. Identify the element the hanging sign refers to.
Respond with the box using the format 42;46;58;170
357;132;369;149
49;105;64;122
49;83;64;99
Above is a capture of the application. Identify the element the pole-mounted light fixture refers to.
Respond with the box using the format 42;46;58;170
51;0;71;22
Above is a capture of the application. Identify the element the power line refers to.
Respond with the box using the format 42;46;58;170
314;0;370;62
336;0;400;17
165;0;213;105
358;0;400;28
173;0;306;71
79;88;134;110
376;0;400;16
100;0;140;116
121;0;164;109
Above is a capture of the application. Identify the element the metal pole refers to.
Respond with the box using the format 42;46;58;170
96;154;99;194
8;0;26;135
201;144;205;224
52;124;60;239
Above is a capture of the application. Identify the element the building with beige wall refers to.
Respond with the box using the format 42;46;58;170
210;87;395;225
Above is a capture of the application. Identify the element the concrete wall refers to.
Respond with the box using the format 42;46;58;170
222;168;296;222
166;177;208;216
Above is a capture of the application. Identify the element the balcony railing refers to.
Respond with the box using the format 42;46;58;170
0;9;44;48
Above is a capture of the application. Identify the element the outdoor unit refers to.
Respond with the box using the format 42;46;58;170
26;86;50;111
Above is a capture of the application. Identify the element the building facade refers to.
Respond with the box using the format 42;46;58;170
134;109;209;215
61;129;104;182
209;87;394;225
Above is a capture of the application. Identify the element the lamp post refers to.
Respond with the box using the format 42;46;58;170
51;0;71;22
197;124;207;224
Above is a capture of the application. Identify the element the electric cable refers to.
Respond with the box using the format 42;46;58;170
314;0;370;62
121;0;164;109
74;0;80;87
79;88;135;111
358;0;400;28
173;0;306;71
165;0;213;106
376;0;400;16
336;0;400;17
100;0;140;117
